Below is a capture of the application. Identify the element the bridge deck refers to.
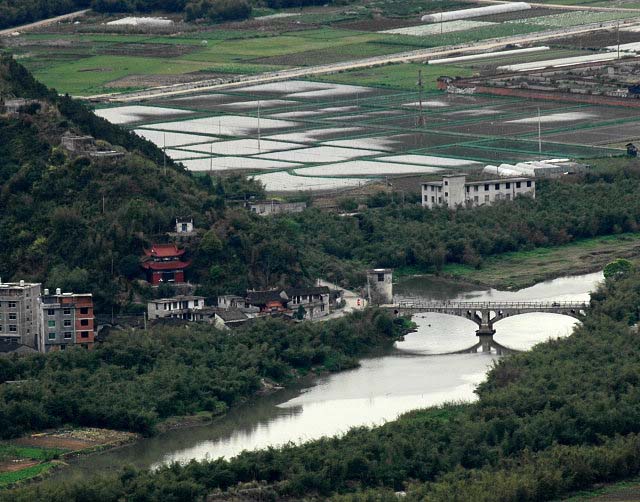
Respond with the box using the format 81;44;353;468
395;300;587;310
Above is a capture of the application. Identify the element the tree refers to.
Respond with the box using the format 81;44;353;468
604;259;634;281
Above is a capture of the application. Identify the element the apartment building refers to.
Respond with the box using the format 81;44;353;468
422;175;535;209
40;289;95;352
0;281;41;349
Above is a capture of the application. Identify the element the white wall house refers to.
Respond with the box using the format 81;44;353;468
147;295;205;320
422;175;535;209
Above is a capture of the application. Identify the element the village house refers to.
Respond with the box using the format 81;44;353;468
141;243;191;285
284;287;331;319
147;295;205;320
422;174;535;209
248;200;307;216
40;289;95;352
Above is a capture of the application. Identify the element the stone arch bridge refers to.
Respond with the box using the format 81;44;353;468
391;300;588;354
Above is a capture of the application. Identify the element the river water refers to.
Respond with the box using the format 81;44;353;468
56;272;603;480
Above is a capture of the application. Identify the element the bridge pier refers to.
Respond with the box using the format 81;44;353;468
476;327;496;353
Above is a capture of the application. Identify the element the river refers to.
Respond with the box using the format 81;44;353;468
55;271;603;480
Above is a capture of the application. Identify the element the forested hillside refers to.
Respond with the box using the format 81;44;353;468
5;56;640;313
5;258;640;501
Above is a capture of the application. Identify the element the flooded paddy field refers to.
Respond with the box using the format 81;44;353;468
93;77;636;191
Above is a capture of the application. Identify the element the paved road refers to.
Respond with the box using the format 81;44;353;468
314;279;366;322
85;16;640;102
0;9;90;37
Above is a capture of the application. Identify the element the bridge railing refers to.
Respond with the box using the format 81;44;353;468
394;299;588;310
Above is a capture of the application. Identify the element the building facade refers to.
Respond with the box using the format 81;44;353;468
285;287;330;319
366;269;393;305
141;243;191;285
147;295;205;320
40;289;95;352
421;175;535;209
0;281;42;349
248;200;307;216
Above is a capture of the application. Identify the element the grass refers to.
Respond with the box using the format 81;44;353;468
441;233;640;290
0;445;66;462
558;476;640;500
0;462;57;488
312;62;473;91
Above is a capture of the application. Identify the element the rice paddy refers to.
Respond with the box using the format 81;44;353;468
91;76;633;193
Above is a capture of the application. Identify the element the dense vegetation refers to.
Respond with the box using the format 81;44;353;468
5;55;640;312
0;309;402;439
0;0;90;30
5;262;640;501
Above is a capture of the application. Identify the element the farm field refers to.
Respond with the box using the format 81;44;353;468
0;428;137;488
92;72;640;192
3;0;639;96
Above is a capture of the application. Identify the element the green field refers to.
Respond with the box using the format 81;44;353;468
0;463;56;488
312;62;473;91
441;233;640;290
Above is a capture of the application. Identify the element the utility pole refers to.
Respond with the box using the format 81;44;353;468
416;69;425;127
617;20;621;60
163;132;167;175
538;107;542;154
257;100;261;154
209;142;213;174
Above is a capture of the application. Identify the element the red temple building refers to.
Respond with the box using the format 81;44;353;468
141;244;190;285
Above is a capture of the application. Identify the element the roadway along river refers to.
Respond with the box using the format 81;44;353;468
55;271;603;481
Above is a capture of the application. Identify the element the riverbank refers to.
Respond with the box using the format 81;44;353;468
437;233;640;290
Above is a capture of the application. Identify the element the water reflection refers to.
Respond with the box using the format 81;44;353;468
54;272;603;479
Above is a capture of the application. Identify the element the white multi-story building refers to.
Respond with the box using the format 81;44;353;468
421;175;535;209
0;281;42;350
147;295;205;320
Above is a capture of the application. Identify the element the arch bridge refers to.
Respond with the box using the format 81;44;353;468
392;300;588;354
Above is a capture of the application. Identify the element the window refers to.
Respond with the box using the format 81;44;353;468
60;345;66;351
9;313;16;321
63;309;71;315
444;192;448;197
377;273;384;282
80;331;88;339
444;180;449;186
484;184;489;191
431;196;435;203
64;320;72;327
194;300;199;307
466;187;470;193
80;307;89;315
80;319;89;326
48;320;55;328
474;196;479;203
438;197;442;203
48;332;56;340
8;302;16;309
495;194;501;201
431;186;435;192
527;181;532;187
0;326;2;332
47;309;55;316
516;182;521;188
0;314;2;321
495;183;500;190
474;186;479;192
506;183;511;189
506;194;511;200
9;325;17;332
484;195;490;202
63;332;72;339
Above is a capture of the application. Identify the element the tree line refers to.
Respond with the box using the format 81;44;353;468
0;309;402;439
5;266;640;500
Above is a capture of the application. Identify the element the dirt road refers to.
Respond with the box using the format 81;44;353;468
86;16;640;103
0;9;90;37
